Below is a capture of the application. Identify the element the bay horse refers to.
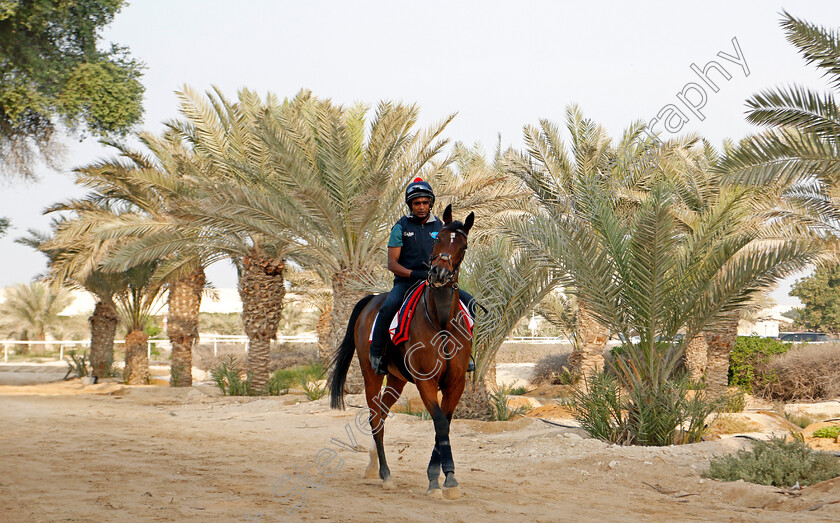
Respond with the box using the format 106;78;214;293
329;204;474;500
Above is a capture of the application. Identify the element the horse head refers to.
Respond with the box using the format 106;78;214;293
428;204;474;288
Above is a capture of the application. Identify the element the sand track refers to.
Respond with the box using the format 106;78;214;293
1;381;838;522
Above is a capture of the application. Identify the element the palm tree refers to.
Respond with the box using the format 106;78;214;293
536;292;582;354
725;12;840;184
115;261;166;384
0;282;74;349
502;170;825;395
721;12;840;237
458;237;561;386
105;87;291;392
63;131;211;386
163;88;457;394
501;107;659;378
694;13;840;387
19;224;128;378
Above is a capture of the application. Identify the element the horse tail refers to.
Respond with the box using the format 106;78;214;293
329;294;375;410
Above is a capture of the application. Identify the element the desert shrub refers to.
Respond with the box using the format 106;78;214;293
193;342;247;371
718;390;747;413
509;386;528;395
210;355;253;396
813;426;840;439
300;377;327;400
785;411;815;429
705;436;840;487
708;415;761;435
532;353;577;385
211;355;324;396
570;372;629;444
490;384;529;421
755;343;840;401
63;350;89;379
728;336;791;392
571;372;721;446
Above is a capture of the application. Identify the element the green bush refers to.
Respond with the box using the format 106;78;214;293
571;372;721;446
210;355;253;396
718;390;747;413
705;436;840;487
728;336;791;392
571;373;629;443
490;384;529;421
64;350;89;379
813;426;840;439
509;386;528;396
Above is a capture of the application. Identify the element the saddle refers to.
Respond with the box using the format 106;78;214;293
369;282;474;345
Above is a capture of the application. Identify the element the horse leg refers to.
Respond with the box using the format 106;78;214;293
416;380;458;499
426;443;443;499
365;376;408;479
363;374;399;489
438;379;466;500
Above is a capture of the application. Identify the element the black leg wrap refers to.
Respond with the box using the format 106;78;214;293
427;444;441;481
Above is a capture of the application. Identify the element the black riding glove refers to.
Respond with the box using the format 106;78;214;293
410;269;429;281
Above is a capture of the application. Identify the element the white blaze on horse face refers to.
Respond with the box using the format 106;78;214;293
450;232;455;242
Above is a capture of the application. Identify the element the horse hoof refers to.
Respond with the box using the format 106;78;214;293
426;488;443;499
442;485;461;500
382;478;397;490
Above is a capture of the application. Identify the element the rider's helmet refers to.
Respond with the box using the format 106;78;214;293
405;177;435;208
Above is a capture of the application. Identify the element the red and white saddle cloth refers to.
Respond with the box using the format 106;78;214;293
369;282;474;344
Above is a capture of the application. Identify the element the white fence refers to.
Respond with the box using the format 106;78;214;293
0;334;319;363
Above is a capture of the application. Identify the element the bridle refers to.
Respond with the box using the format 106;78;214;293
427;227;469;287
422;227;469;330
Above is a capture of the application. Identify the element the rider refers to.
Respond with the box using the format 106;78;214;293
369;178;476;375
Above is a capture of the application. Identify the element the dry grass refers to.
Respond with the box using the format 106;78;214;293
707;415;762;436
756;343;840;401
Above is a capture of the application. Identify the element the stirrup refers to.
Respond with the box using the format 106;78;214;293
370;354;388;375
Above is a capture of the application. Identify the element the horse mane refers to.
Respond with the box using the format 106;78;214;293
442;220;464;231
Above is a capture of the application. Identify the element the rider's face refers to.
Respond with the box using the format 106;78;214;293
410;197;431;218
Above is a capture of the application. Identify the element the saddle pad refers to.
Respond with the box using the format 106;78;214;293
368;283;474;344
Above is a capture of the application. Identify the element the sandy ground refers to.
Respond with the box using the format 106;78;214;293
2;378;840;522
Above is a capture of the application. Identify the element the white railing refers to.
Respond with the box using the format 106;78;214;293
0;334;319;363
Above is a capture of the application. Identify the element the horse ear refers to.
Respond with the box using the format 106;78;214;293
443;204;452;224
464;212;474;233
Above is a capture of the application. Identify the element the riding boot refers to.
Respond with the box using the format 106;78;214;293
467;358;475;373
370;351;388;375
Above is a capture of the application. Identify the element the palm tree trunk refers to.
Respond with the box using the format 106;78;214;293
89;300;117;380
329;271;366;394
483;355;498;389
684;333;708;382
316;299;334;364
239;254;285;393
569;300;608;379
124;329;150;384
168;268;206;387
703;311;739;396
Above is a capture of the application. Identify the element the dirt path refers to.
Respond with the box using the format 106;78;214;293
1;382;837;522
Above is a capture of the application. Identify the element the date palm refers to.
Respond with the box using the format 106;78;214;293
0;282;73;344
502;106;660;377
47;131;211;386
19;223;128;378
106;87;291;391
169;88;457;378
722;12;840;230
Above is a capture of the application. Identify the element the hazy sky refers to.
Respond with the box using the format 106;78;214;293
2;0;838;308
